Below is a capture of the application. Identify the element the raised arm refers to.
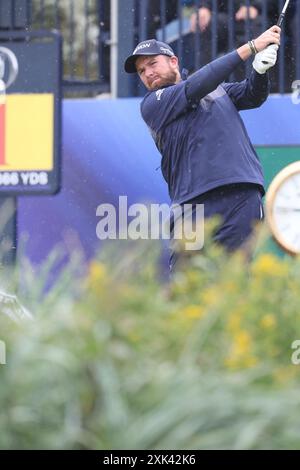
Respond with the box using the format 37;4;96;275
185;25;281;103
222;70;270;111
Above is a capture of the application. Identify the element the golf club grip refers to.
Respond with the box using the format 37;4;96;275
261;15;284;64
277;13;285;28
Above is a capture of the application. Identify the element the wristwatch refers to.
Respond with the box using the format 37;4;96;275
265;161;300;255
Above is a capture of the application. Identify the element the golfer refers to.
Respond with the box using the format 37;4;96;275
124;26;280;270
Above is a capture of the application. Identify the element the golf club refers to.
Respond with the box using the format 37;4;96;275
277;0;291;27
262;0;291;64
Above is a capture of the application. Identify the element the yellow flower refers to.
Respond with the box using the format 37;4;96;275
223;281;237;293
260;314;276;329
202;287;217;306
227;313;242;333
225;330;256;370
88;261;107;282
224;354;258;370
182;304;205;319
252;254;288;277
233;330;252;355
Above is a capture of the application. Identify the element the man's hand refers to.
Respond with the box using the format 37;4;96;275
237;25;281;62
253;44;279;74
190;7;211;33
253;25;281;52
235;6;259;21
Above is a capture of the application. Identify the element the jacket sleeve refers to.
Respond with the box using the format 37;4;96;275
221;69;270;110
141;50;243;132
185;50;243;104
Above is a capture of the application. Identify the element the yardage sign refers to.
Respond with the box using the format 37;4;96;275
0;31;61;195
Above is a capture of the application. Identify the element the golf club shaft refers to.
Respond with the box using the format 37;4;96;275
277;0;291;27
261;0;290;64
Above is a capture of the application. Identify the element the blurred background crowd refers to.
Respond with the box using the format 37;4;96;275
145;1;299;91
27;1;300;96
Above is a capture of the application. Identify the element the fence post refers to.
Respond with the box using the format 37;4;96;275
112;0;135;97
0;0;31;29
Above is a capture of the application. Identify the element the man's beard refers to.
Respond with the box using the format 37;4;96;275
149;69;178;90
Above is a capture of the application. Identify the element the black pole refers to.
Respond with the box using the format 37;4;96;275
0;0;31;29
0;198;17;265
0;0;31;265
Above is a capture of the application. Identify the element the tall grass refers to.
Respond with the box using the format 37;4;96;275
1;235;300;449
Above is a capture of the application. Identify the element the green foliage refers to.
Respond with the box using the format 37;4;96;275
1;235;300;449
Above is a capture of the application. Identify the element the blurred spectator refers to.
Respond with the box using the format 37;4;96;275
147;0;192;38
146;0;299;89
147;1;263;74
147;0;178;38
189;1;263;63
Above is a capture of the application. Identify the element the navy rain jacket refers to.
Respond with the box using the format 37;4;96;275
141;51;269;204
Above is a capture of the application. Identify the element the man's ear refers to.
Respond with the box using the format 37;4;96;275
170;55;179;69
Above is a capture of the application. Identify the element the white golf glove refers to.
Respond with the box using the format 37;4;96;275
253;44;279;74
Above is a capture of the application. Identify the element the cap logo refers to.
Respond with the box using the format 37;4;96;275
160;47;173;56
133;43;152;55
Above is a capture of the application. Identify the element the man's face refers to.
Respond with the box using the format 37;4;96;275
135;55;179;91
